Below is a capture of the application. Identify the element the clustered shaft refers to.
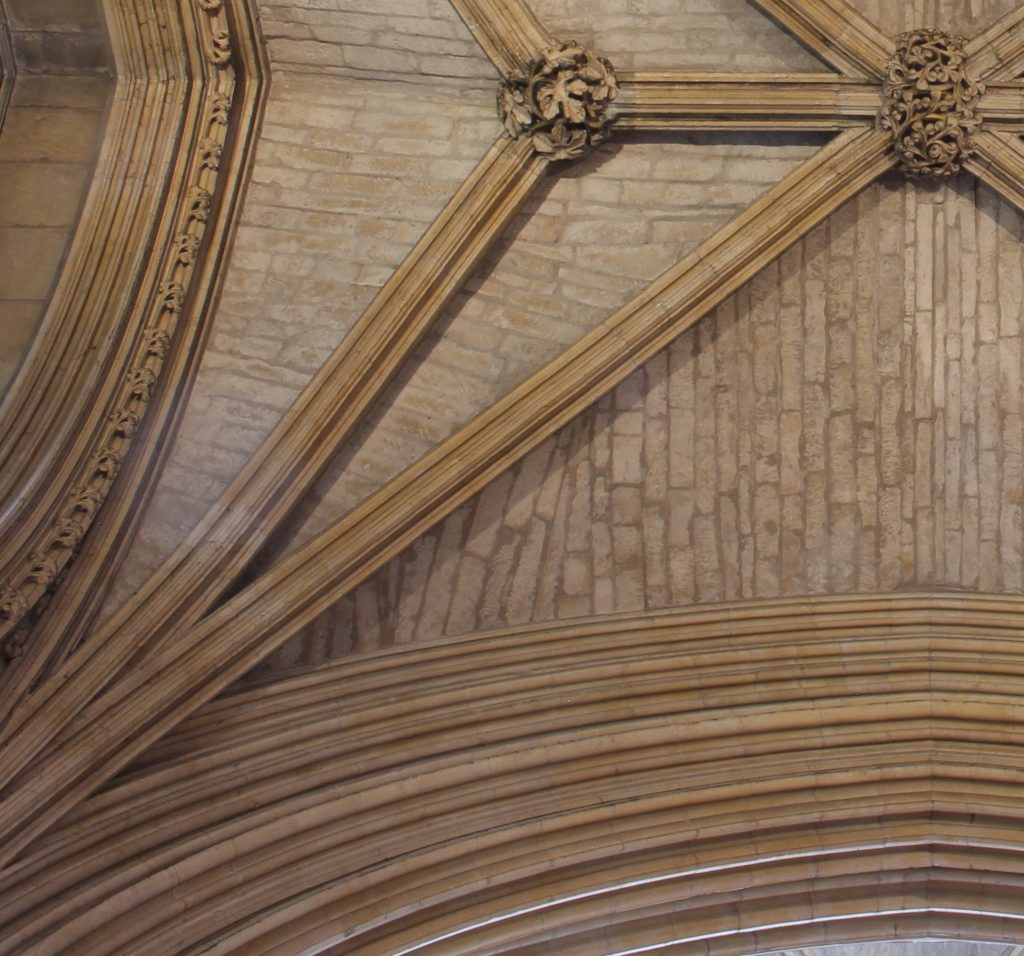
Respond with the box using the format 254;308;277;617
498;41;618;161
880;29;984;178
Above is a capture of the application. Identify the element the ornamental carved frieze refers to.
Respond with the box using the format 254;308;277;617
0;8;239;655
498;41;618;161
880;29;984;178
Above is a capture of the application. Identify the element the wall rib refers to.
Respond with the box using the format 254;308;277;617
0;0;267;711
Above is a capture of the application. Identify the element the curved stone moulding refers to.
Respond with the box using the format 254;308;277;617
0;0;268;696
6;594;1024;954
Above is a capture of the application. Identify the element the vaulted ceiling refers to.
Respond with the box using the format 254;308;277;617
4;0;1024;952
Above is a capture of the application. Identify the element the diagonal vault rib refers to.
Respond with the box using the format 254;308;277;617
965;6;1024;82
748;0;893;78
0;128;896;866
964;129;1024;215
447;0;554;77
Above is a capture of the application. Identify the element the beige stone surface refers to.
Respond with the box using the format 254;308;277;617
283;134;821;551
256;0;496;79
3;0;110;74
1;73;109;110
3;0;104;31
102;71;500;611
0;301;39;396
251;171;1024;675
0;75;109;396
846;0;1022;37
529;0;823;72
0;100;109;162
0;163;89;226
0;228;68;299
942;0;1021;34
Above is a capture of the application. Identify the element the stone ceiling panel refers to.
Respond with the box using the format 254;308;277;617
527;0;825;72
845;0;1022;37
101;72;497;617
277;134;823;557
0;76;109;397
2;0;110;74
256;0;496;80
245;171;1024;680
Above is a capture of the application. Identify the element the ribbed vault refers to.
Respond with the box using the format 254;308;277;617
4;0;1024;953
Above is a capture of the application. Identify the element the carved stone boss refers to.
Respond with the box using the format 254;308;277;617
880;29;984;178
498;41;618;161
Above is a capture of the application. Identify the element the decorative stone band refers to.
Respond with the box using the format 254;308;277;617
880;29;984;178
0;0;237;661
497;41;618;161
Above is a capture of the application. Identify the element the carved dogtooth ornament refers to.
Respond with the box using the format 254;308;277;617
498;41;618;161
880;29;984;178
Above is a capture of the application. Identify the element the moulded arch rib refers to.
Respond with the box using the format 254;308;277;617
6;594;1024;953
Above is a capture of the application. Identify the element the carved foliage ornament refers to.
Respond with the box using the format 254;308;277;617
880;29;984;178
0;24;237;655
498;42;618;161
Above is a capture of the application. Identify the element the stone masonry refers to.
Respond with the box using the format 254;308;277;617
89;0;1024;683
0;75;109;396
251;173;1024;676
283;135;819;553
103;68;497;611
109;0;820;612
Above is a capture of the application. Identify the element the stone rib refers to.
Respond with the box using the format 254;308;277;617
965;129;1024;214
617;72;879;130
748;0;893;78
965;6;1024;81
446;0;554;78
980;83;1024;130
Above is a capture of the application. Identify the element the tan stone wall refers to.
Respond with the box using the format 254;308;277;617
848;0;1020;37
103;69;499;610
0;75;109;395
529;0;821;72
257;0;496;79
2;0;110;74
251;172;1024;676
283;134;819;552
